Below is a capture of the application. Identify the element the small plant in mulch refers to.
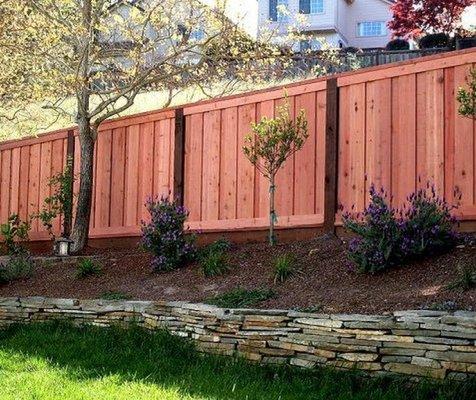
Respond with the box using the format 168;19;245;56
101;291;132;300
76;258;102;279
273;253;295;283
0;253;34;284
206;287;275;309
446;261;476;292
343;183;460;274
141;196;196;272
199;239;232;277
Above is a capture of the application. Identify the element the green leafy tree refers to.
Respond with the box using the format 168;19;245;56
457;67;476;119
243;98;308;246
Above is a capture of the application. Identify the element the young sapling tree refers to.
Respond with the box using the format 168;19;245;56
243;98;308;246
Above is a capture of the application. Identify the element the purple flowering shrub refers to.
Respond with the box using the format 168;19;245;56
343;183;459;274
343;186;403;273
141;196;196;272
400;187;458;259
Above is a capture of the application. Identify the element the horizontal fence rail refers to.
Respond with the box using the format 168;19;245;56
0;49;475;242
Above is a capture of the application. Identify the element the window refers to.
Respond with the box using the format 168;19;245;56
270;0;289;22
357;21;386;37
310;0;324;14
277;0;289;22
299;0;323;14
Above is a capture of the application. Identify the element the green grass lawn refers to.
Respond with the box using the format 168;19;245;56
0;323;474;400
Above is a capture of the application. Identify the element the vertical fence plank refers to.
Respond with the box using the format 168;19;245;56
294;92;316;216
391;74;417;207
18;146;30;221
201;110;221;222
9;148;20;217
219;107;238;220
184;113;203;221
155;118;172;198
315;89;327;217
124;125;140;227
0;150;11;223
255;100;274;219
110;127;126;228
365;79;392;199
274;97;295;219
416;70;445;192
95;130;112;229
453;65;475;206
138;123;155;222
38;141;53;234
236;104;256;219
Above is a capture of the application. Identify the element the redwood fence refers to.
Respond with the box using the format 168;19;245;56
0;49;475;241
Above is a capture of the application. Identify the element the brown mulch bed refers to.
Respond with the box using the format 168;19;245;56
0;235;475;314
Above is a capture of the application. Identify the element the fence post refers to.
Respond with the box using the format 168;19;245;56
323;78;339;233
63;129;75;238
174;108;185;206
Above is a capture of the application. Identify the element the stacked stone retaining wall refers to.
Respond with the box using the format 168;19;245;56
0;297;475;380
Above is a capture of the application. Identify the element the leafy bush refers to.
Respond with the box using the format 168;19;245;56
199;239;231;277
206;288;275;308
273;253;295;283
76;258;102;278
141;196;196;272
0;214;30;255
343;184;458;273
419;33;449;49
385;39;409;51
0;253;34;284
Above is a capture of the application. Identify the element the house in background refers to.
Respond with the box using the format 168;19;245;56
258;0;394;51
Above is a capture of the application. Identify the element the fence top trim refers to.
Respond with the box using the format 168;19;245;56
0;108;176;151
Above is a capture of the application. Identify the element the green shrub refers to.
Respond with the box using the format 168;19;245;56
0;253;34;284
0;214;30;255
206;287;274;308
273;253;295;283
446;262;476;292
200;251;230;277
101;291;132;300
76;258;102;279
199;239;232;277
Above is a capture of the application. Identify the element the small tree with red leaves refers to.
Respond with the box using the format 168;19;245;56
388;0;472;39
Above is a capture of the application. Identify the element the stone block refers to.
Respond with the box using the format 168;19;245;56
411;357;441;369
384;363;446;379
426;351;476;364
381;356;411;363
338;353;379;362
295;318;343;328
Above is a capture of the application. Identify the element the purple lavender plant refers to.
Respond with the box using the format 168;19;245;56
141;196;196;272
343;183;459;274
343;185;403;273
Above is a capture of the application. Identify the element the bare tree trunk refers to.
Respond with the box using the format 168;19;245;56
269;174;276;246
70;120;94;254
